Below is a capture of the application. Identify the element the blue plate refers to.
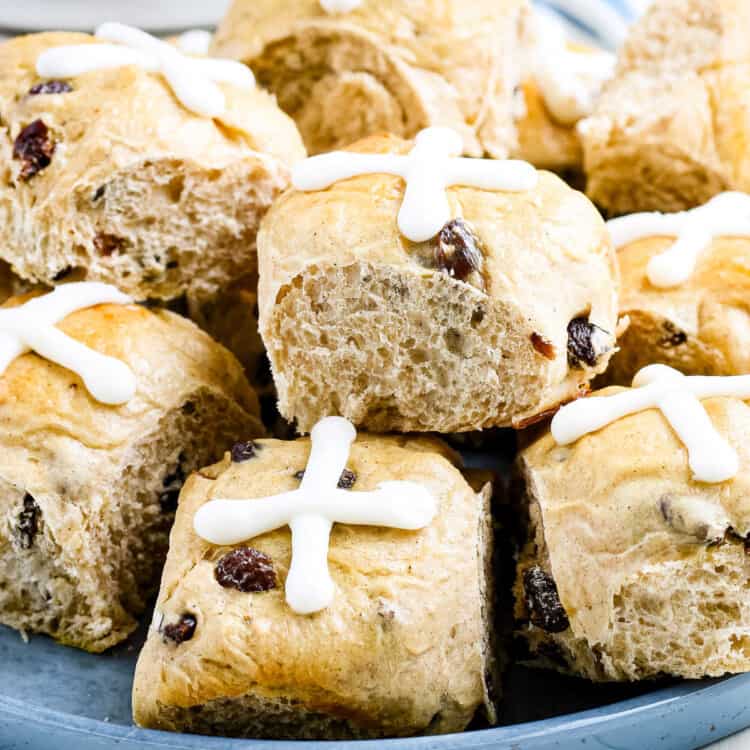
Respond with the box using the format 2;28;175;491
2;623;749;750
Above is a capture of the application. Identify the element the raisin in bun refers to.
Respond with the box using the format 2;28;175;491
257;132;619;434
604;233;750;384
0;292;263;652
515;386;750;680
581;0;750;215
133;430;494;739
211;0;527;157
0;32;305;301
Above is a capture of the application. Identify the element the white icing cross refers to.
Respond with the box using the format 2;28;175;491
36;22;255;119
320;0;362;12
551;364;750;484
176;29;212;57
0;282;136;405
194;417;437;615
607;192;750;288
530;10;616;126
292;127;538;242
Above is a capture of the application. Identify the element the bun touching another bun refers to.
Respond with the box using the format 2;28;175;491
605;235;750;384
0;296;263;652
515;388;750;680
211;0;527;157
258;133;619;434
601;193;750;384
133;432;494;739
0;32;305;301
581;0;750;215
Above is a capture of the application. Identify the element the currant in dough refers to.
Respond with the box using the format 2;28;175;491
132;433;495;739
258;133;619;434
0;32;305;301
0;294;263;652
604;215;750;384
515;386;750;680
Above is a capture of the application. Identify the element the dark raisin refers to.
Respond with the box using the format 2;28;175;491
92;185;106;202
162;613;197;644
52;266;74;281
28;80;72;96
17;494;40;550
658;321;687;348
434;219;484;282
159;457;186;513
523;566;570;633
567;317;603;368
295;468;357;489
181;400;196;415
93;233;126;257
337;468;357;489
13;119;55;181
231;441;258;462
531;332;556;360
215;547;277;592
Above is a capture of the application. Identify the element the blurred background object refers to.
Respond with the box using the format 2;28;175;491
537;0;643;48
0;0;231;33
0;1;641;42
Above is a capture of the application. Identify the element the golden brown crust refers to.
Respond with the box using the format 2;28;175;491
516;390;750;680
511;79;582;173
0;32;305;300
604;236;750;384
258;133;619;433
0;296;264;651
133;434;492;738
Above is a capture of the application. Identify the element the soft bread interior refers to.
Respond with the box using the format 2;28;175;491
0;388;259;652
265;261;550;433
10;156;290;301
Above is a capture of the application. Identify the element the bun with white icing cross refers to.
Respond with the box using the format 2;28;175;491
0;290;263;652
211;0;528;157
515;369;750;681
603;192;750;385
0;29;305;302
258;130;619;433
133;422;495;739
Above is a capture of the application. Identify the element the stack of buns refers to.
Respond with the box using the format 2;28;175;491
1;0;749;742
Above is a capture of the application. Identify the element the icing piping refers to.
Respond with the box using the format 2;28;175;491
292;127;537;242
320;0;362;11
528;9;615;126
177;29;213;57
607;192;750;288
36;22;254;119
551;364;750;483
0;282;136;405
194;416;437;615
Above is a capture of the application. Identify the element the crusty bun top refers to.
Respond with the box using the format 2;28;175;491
0;32;306;189
520;389;750;646
0;295;262;485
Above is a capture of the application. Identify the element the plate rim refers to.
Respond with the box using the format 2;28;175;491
2;672;748;748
